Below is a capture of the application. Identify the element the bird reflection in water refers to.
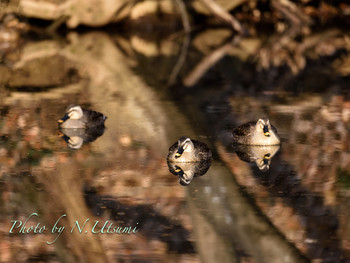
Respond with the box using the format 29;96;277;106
58;127;106;149
232;144;280;172
58;105;107;149
167;160;212;185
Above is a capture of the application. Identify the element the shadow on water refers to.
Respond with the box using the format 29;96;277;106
250;153;346;262
84;187;195;254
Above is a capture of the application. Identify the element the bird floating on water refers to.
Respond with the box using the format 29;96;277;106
167;136;212;163
58;105;107;129
232;118;280;145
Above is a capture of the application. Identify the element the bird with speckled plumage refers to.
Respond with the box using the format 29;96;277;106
232;118;280;145
167;136;212;163
58;105;107;129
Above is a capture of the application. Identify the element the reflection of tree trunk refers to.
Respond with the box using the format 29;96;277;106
10;32;196;261
36;163;109;263
59;32;190;156
187;160;309;263
189;198;239;262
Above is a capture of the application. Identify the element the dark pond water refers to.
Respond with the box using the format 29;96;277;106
0;27;350;263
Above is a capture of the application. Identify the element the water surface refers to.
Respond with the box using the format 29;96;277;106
0;30;349;263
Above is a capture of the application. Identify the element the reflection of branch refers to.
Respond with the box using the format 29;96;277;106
46;15;68;34
175;0;190;33
167;0;191;86
257;27;343;74
272;0;311;26
199;0;243;33
183;36;240;87
168;33;190;86
261;0;312;73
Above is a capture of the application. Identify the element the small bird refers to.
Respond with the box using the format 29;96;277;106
58;105;107;129
167;136;212;163
232;118;280;145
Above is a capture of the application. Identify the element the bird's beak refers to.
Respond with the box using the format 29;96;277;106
175;147;184;159
263;126;270;136
62;135;71;143
264;153;271;159
174;165;184;175
263;153;271;164
58;113;69;124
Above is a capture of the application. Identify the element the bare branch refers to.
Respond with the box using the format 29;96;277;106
199;0;243;33
174;0;191;33
184;36;241;87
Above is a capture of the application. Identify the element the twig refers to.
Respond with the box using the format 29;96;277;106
272;0;311;26
168;33;190;86
199;0;243;33
168;0;191;85
174;0;190;33
183;36;241;87
46;15;68;34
